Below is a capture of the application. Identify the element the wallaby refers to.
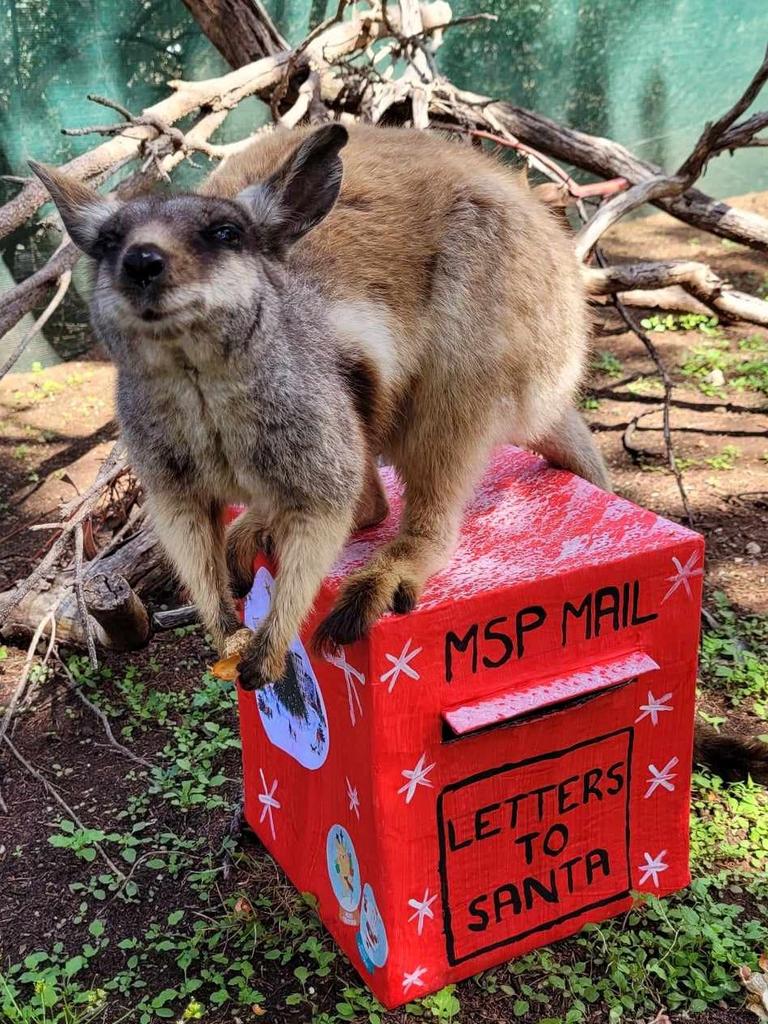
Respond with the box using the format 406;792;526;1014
31;123;610;691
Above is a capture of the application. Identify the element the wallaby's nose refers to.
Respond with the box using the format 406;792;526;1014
122;246;166;288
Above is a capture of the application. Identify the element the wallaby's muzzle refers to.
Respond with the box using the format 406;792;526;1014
122;245;166;289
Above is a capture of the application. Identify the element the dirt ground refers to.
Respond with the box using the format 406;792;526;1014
0;196;767;1023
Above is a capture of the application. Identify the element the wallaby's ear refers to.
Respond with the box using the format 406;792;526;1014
28;161;120;255
237;124;348;253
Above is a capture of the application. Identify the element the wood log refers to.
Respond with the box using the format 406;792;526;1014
153;604;199;631
476;97;768;252
0;2;448;243
83;572;151;650
583;260;768;326
0;525;167;647
180;0;288;66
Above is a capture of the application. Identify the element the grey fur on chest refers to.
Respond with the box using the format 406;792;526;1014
115;326;363;514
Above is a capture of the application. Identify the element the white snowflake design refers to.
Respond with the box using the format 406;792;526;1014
635;690;674;726
346;776;360;820
408;889;437;936
661;550;704;604
644;757;679;799
398;753;435;804
324;646;365;725
380;638;423;694
257;769;280;840
638;850;669;887
402;966;428;994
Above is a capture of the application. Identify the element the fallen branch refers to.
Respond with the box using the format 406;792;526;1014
0;257;72;381
596;250;695;526
54;653;155;770
583;260;768;327
2;733;126;879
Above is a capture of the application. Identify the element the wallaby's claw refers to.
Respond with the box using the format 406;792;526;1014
237;630;285;691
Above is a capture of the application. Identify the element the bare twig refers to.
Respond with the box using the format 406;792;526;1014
2;734;126;879
54;653;155;770
0;261;72;381
595;251;695;526
0;609;56;746
74;524;98;670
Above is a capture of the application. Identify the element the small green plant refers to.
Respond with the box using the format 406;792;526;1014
591;350;624;377
681;334;768;396
48;821;107;865
641;312;720;334
699;594;768;712
705;443;740;470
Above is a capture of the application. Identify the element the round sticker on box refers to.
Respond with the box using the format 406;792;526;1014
356;882;388;971
326;824;361;925
243;566;329;769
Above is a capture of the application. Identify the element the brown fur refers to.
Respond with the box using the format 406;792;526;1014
32;125;609;687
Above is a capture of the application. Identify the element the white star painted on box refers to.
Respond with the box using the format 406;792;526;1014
402;966;427;994
324;646;365;725
381;638;423;694
638;850;669;888
644;757;679;798
346;776;360;820
661;550;704;604
257;769;280;840
408;888;437;935
635;690;674;726
398;753;435;804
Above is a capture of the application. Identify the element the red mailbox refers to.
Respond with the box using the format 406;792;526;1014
233;446;703;1008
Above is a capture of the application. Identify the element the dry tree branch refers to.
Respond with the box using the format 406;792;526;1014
0;609;56;747
0;261;72;381
575;43;768;258
74;523;98;669
584;260;768;326
594;250;695;526
0;445;127;627
54;652;155;770
2;734;126;878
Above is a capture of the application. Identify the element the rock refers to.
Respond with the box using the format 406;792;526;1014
713;405;727;413
705;369;726;387
746;541;762;556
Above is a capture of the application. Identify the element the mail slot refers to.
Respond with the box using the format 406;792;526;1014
233;446;703;1008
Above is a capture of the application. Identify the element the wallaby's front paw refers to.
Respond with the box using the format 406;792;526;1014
313;570;420;652
237;631;286;691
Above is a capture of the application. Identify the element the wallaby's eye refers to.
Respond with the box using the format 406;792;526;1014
95;231;122;257
205;223;243;248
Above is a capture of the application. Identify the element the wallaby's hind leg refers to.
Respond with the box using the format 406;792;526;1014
315;405;492;650
226;508;274;599
534;405;611;491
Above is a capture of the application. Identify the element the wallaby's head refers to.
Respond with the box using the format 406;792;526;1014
30;124;348;337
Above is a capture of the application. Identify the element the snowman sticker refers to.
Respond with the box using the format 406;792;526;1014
243;566;329;769
326;824;361;925
356;883;388;973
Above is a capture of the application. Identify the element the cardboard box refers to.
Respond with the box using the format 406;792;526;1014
233;446;704;1007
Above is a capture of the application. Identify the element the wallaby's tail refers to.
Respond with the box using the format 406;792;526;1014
694;722;768;785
